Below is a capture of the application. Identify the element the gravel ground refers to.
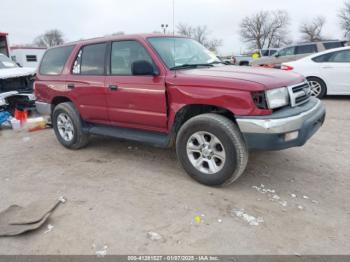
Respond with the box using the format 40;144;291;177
0;97;349;255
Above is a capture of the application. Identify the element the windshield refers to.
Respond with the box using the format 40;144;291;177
0;54;18;69
148;37;220;69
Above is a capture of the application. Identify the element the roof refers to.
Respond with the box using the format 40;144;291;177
10;46;47;50
0;32;8;37
294;40;347;46
59;33;186;48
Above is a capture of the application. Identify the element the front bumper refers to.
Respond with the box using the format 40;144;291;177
237;97;326;150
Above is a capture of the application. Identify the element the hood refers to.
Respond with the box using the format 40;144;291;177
0;67;36;80
171;65;305;91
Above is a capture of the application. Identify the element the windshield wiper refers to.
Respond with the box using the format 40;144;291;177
209;61;226;65
170;63;215;70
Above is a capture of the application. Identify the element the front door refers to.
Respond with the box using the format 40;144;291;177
105;40;167;132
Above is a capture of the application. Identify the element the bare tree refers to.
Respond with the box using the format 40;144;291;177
300;16;326;42
177;23;222;52
339;1;350;38
34;29;64;48
240;10;290;50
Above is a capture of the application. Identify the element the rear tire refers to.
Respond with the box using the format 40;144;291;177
307;77;327;99
176;113;248;186
52;102;89;149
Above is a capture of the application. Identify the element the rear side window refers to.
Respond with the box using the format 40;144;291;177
313;50;350;63
261;50;269;56
312;53;332;63
323;42;345;50
72;43;106;75
39;46;74;75
270;50;277;56
295;44;317;55
329;50;350;63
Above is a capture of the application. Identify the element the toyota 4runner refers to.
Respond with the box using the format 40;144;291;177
35;34;326;186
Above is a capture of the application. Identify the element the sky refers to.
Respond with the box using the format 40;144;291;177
0;0;347;55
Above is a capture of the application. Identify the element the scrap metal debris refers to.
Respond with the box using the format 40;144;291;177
22;137;30;142
147;231;163;241
44;224;54;234
252;184;275;194
231;208;264;226
95;245;108;257
253;185;289;208
0;197;66;237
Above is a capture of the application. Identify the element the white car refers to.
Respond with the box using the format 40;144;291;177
281;47;350;98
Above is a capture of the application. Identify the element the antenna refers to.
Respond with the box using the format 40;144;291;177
172;0;177;77
172;0;175;36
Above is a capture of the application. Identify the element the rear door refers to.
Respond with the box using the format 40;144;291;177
105;40;167;132
320;49;350;94
65;43;109;124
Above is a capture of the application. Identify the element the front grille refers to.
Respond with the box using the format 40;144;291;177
0;76;33;93
288;82;311;107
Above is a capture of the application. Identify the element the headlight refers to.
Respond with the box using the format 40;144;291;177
265;87;289;109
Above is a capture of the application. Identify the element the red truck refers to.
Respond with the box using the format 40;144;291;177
34;34;326;186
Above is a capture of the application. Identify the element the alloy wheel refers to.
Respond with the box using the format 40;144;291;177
57;113;75;142
186;131;226;174
308;80;322;97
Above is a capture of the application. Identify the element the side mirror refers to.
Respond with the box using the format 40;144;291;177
131;60;159;76
275;53;280;57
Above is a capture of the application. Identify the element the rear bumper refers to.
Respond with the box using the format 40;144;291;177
35;101;51;116
237;98;326;150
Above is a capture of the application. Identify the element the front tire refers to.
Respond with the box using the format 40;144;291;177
176;113;248;186
52;102;89;149
307;77;327;99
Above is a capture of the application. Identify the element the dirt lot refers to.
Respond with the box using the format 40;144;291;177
0;97;349;255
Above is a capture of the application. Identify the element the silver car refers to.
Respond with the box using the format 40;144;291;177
251;41;347;68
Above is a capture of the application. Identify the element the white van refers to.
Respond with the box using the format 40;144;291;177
10;47;46;68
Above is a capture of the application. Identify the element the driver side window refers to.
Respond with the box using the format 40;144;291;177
111;41;154;76
278;47;295;57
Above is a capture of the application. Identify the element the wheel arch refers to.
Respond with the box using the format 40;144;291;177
171;104;237;136
306;76;328;95
51;96;73;113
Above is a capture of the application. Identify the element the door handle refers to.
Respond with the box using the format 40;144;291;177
321;66;333;69
67;83;75;89
109;84;118;91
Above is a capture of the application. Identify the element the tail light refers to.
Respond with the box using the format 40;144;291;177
281;65;294;71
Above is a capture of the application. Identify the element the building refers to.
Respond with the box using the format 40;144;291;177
10;46;46;68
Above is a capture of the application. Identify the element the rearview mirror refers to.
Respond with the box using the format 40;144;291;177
131;60;159;76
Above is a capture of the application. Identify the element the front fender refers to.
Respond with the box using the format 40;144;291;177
166;85;271;130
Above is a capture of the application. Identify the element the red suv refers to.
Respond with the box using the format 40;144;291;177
35;34;326;186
